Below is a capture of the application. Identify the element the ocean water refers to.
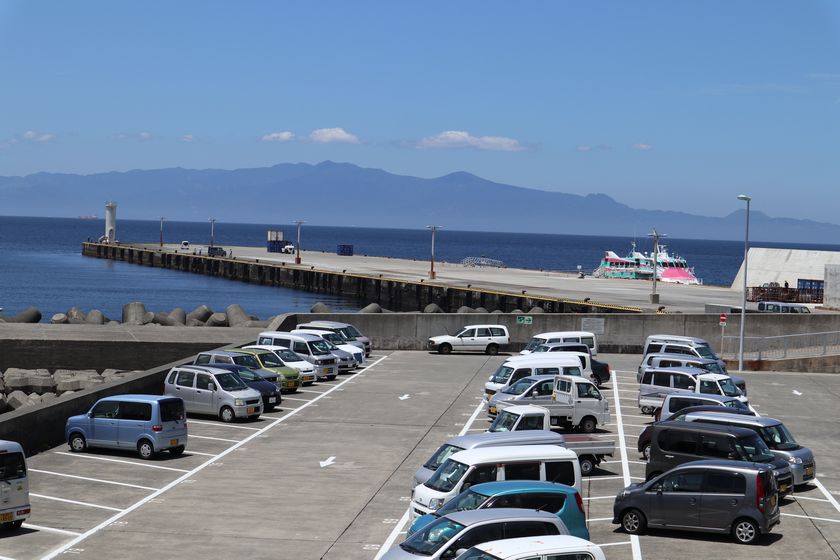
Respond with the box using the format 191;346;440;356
2;216;839;321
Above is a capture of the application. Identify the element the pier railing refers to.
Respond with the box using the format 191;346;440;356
722;330;840;361
746;286;824;304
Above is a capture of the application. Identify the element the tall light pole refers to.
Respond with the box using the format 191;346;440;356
647;228;666;304
294;220;305;264
159;216;166;248
737;194;752;371
209;218;216;248
426;225;443;279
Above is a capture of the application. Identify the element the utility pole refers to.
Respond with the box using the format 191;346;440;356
294;220;305;264
647;228;666;304
159;216;165;248
426;225;443;279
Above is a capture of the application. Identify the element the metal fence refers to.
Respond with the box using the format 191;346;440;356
747;287;824;304
721;330;840;361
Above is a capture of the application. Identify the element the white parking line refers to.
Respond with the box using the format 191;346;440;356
814;479;840;514
611;368;643;560
28;469;159;491
297;388;328;394
794;495;830;503
23;523;83;537
185;451;217;457
583;496;616;501
186;420;261;431
782;512;840;523
42;354;390;560
31;493;123;512
282;397;311;402
587;517;613;522
186;435;241;443
53;452;191;473
597;540;633;547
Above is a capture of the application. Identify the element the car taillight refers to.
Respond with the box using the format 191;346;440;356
655;408;662;421
756;473;765;512
152;425;163;432
575;492;584;514
16;508;30;516
183;421;188;428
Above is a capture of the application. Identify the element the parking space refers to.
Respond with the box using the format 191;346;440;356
2;351;839;559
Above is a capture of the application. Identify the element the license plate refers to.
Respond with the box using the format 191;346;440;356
0;513;12;522
780;483;789;493
269;397;276;404
170;439;178;446
247;407;258;414
805;466;815;477
489;406;496;414
485;393;493;400
325;367;334;374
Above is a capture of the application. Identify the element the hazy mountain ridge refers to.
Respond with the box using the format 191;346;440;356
1;161;837;243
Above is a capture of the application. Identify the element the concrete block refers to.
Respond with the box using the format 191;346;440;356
40;392;57;404
205;313;228;327
67;307;88;324
168;308;187;325
528;307;546;314
424;303;444;313
359;303;383;314
310;302;332;313
86;309;106;325
187;305;213;323
226;304;251;327
474;307;489;313
186;318;206;327
0;307;42;324
54;370;101;392
4;368;52;393
123;302;153;325
7;391;32;410
457;306;476;314
50;313;68;324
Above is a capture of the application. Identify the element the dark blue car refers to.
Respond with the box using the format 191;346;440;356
208;364;281;410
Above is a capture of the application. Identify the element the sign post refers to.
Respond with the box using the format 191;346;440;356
719;313;727;355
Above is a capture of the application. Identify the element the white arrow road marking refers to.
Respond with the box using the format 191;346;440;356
793;390;803;396
320;456;336;468
398;394;410;400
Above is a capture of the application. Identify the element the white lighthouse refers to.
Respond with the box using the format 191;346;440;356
104;201;117;243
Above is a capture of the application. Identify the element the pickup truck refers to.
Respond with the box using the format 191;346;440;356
487;404;614;475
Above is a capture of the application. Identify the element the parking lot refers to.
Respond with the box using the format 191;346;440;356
3;351;840;559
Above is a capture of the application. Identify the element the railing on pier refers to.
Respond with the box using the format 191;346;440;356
747;286;823;304
721;330;840;361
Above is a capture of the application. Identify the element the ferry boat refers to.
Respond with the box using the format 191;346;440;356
592;242;701;285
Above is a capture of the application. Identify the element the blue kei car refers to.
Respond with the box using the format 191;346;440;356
66;395;188;459
408;480;589;540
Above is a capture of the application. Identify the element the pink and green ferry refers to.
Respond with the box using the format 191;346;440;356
592;242;701;285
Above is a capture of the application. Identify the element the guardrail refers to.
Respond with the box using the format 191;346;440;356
722;330;840;361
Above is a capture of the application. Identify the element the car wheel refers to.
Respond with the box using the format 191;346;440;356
642;443;651;461
69;433;86;453
640;406;654;415
579;455;595;476
438;343;452;355
220;406;235;423
485;344;499;355
580;416;596;433
137;439;155;460
3;520;23;531
732;518;759;544
621;509;647;535
169;445;185;456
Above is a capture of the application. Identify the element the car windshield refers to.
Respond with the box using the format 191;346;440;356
702;362;724;374
524;337;546;352
214;372;248;391
273;349;300;362
718;378;741;397
322;333;344;343
735;434;776;463
503;379;535;395
343;325;362;337
759;423;799;451
696;346;717;360
256;352;285;368
454;549;502;560
724;400;749;411
423;444;465;470
231;355;261;369
236;369;257;381
310;340;333;355
435;489;489;516
399;518;465;555
533;345;550;353
426;459;469;493
488;411;518;432
490;366;514;383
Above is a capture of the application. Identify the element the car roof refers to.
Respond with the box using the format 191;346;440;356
685;412;779;427
198;349;252;357
242;344;293;352
505;355;582;366
462;324;507;329
674;405;753;416
444;507;559;525
174;365;236;376
647;334;709;344
449;445;577;465
500;404;551;416
656;420;756;437
532;331;594;338
648;353;717;364
516;374;556;384
99;394;180;403
260;331;322;341
663;392;739;404
669;459;772;473
470;480;577;496
646;366;708;375
0;440;24;453
302;320;351;328
447;431;566;448
235;348;273;355
474;535;600;557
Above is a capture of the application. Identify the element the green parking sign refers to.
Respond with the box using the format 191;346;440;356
516;316;533;325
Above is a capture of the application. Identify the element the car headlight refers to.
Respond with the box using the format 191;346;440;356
428;498;444;510
235;399;245;406
617;490;630;501
788;456;803;464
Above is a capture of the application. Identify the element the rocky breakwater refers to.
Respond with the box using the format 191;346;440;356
0;367;143;413
43;303;273;327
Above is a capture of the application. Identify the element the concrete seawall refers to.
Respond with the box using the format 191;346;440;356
82;242;642;314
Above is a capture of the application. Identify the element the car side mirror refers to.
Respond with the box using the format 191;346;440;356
654;484;663;495
455;550;468;558
688;385;695;391
531;390;539;398
488;375;494;381
209;383;216;391
87;412;93;418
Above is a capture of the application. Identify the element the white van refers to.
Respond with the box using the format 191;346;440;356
757;301;811;313
411;445;581;520
0;441;30;531
484;356;583;401
459;535;607;560
257;331;342;379
520;331;598;356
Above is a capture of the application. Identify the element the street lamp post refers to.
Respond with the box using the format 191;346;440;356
294;220;305;264
159;216;165;248
737;194;752;371
426;225;443;279
209;218;216;248
647;228;666;304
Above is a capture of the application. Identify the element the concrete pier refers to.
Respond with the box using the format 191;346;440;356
83;242;746;313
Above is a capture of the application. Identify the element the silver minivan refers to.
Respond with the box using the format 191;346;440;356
414;431;566;487
296;320;371;356
164;365;263;422
638;353;746;395
257;331;345;378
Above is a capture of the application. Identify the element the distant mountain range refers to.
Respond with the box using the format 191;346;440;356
1;160;838;243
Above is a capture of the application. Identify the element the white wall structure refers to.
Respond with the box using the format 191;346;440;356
824;265;840;310
104;201;117;243
731;247;840;289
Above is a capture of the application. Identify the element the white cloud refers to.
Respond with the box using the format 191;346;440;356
180;134;195;143
138;131;152;141
576;144;612;152
417;130;527;152
308;127;360;144
260;131;295;142
22;130;55;142
632;143;653;151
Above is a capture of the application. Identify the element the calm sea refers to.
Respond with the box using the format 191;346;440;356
2;216;839;321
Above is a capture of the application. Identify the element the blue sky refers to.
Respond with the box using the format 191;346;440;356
1;1;839;223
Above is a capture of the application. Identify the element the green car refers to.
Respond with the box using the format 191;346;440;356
235;348;301;393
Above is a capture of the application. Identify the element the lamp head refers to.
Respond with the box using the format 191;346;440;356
737;194;751;202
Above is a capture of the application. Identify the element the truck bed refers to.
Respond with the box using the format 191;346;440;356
563;434;615;457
